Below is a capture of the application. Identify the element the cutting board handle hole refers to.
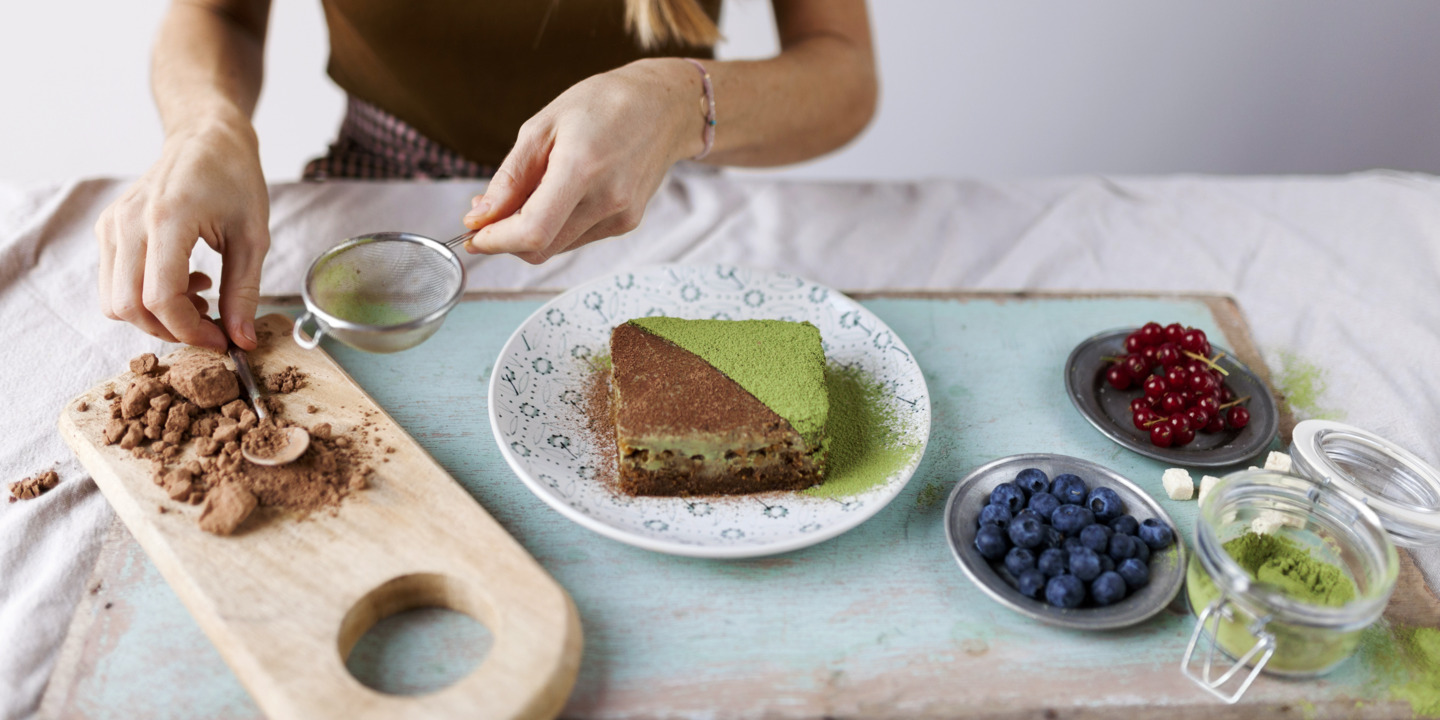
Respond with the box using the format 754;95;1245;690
339;573;495;696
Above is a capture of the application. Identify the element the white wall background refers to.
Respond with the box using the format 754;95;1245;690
3;1;1440;184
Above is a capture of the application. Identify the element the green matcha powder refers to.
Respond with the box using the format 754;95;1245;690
804;364;922;499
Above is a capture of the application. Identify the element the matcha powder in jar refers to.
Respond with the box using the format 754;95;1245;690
1181;470;1399;703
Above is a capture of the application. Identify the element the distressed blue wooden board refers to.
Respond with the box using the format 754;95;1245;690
47;295;1422;718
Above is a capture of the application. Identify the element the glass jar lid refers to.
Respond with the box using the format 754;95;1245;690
1289;420;1440;548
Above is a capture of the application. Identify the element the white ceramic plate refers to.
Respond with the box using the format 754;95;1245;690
489;264;930;558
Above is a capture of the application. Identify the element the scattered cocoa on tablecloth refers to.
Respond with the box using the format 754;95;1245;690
7;469;60;502
96;351;370;536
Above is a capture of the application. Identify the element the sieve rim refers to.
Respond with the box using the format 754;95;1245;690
300;231;466;335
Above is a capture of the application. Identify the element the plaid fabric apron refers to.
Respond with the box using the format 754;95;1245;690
303;96;496;180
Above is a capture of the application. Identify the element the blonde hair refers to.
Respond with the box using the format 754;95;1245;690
625;0;721;49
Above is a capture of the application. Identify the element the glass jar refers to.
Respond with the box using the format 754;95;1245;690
1181;469;1399;703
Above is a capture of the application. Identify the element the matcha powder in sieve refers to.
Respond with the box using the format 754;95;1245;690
805;364;923;499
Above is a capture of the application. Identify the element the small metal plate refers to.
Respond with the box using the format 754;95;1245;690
1065;328;1278;468
944;453;1187;631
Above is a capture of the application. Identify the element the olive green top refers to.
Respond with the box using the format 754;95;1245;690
630;317;829;445
319;0;720;167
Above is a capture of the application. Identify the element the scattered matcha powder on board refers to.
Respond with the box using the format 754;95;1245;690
805;364;922;499
1359;621;1440;717
1276;350;1343;421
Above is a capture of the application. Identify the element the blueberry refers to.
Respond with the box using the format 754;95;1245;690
1015;468;1050;496
1090;571;1128;606
1004;547;1037;576
1017;569;1047;599
989;483;1027;514
1007;515;1046;549
1080;524;1112;553
1108;533;1138;561
1062;536;1086;555
1109;514;1140;536
1045;574;1086;608
1132;538;1151;562
1028;491;1061;519
1069;546;1102;582
975;524;1010;560
1038;548;1069;577
978;504;1012;529
1043;525;1065;550
1086;486;1126;523
1051;504;1095;535
1118;557;1150;590
1138;518;1176;550
1052;473;1089;505
1014;508;1043;525
1099;554;1116;573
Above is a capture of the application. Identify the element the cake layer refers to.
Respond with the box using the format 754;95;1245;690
609;321;825;496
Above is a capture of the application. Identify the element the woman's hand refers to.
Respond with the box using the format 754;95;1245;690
95;116;270;351
460;58;704;263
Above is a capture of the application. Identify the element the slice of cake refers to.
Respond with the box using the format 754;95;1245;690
609;317;828;496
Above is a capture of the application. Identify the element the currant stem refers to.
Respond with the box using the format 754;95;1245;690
1183;350;1230;376
1219;395;1251;410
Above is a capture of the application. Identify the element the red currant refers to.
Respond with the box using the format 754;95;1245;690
1164;323;1186;343
1186;407;1210;428
1161;392;1186;414
1174;425;1196;446
1141;345;1159;365
1156;343;1182;367
1165;366;1189;388
1106;365;1132;390
1125;333;1145;354
1189;372;1216;395
1203;416;1226;433
1167;415;1191;433
1196;396;1220;416
1150;424;1174;447
1227;406;1251;430
1219;385;1235;403
1143;375;1168;400
1133;408;1157;430
1140;322;1164;346
1180;329;1208;354
1130;397;1152;413
1124;355;1149;379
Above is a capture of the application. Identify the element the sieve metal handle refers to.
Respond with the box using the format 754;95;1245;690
293;312;325;350
445;229;479;250
1181;596;1275;703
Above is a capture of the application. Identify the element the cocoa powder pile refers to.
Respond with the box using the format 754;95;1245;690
8;469;59;502
94;351;371;536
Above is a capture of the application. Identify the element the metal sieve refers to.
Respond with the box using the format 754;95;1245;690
293;230;475;354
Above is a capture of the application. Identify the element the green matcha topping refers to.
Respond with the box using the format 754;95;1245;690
629;317;828;445
1224;531;1356;607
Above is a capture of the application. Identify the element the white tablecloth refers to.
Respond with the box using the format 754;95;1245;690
2;168;1438;719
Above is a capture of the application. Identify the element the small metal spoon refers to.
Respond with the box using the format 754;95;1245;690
228;344;310;466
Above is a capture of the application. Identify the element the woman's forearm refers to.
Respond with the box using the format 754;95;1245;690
152;0;271;140
698;0;877;167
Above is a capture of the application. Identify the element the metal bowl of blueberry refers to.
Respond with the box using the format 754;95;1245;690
943;453;1187;630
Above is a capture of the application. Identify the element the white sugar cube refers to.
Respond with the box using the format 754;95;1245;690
1162;468;1195;500
1198;475;1222;504
1264;451;1294;474
1251;509;1295;535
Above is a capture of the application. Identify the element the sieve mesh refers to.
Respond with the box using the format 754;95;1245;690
308;236;463;328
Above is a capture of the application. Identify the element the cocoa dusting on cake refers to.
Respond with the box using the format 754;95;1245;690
8;469;60;502
89;351;371;536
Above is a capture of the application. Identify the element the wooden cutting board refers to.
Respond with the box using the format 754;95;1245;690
56;313;582;720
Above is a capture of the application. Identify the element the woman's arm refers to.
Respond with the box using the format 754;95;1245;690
96;0;272;350
461;0;875;263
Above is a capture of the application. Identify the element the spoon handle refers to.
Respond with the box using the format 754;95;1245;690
444;228;479;249
228;344;269;422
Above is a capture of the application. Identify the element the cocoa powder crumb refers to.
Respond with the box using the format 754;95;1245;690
129;353;159;375
77;401;88;412
167;353;240;409
198;482;257;536
8;469;60;501
266;366;306;394
306;405;318;414
103;389;118;400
